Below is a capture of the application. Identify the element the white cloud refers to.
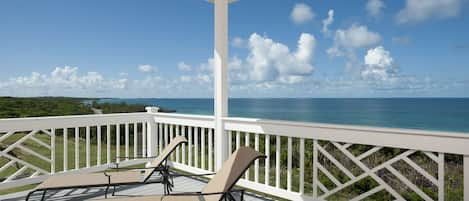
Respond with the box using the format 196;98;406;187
331;24;381;51
177;62;192;71
179;75;192;83
396;0;462;24
362;46;397;81
231;37;245;48
322;9;334;35
138;64;158;73
291;3;315;24
247;33;316;83
366;0;385;18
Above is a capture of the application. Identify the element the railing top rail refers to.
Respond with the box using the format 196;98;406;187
224;116;469;155
0;112;150;132
151;112;214;128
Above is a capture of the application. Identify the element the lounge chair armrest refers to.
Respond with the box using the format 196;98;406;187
167;172;216;177
108;166;162;170
117;156;158;160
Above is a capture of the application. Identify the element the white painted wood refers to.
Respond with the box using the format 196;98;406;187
170;124;175;160
63;128;68;171
255;133;259;183
182;126;186;165
176;125;180;163
147;120;158;160
0;131;14;143
438;153;444;201
227;131;232;154
106;125;111;164
194;127;199;168
51;128;56;174
236;131;240;150
202;128;206;170
30;136;51;149
208;128;213;172
350;186;384;201
188;126;193;167
265;134;270;186
224;117;469;155
142;122;146;157
0;151;48;174
213;0;230;172
164;124;169;147
287;137;292;191
0;113;150;133
3;130;38;153
116;124;120;163
86;126;90;168
465;155;469;201
403;157;437;185
153;114;214;130
275;135;281;188
75;127;79;170
134;123;138;158
317;144;355;179
17;144;50;163
387;166;432;201
97;125;101;165
356;146;382;161
299;138;305;194
245;132;250;180
158;123;163;154
313;139;318;198
0;161;15;175
125;123;129;160
424;152;439;163
5;166;28;182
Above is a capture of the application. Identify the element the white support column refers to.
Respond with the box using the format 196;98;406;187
212;0;231;171
146;107;159;166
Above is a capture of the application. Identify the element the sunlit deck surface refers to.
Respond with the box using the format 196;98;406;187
0;175;271;201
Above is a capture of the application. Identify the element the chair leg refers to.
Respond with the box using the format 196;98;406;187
105;185;110;199
40;190;47;201
25;190;37;201
112;186;116;196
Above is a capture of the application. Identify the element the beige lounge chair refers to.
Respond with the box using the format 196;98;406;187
93;147;266;201
26;136;188;201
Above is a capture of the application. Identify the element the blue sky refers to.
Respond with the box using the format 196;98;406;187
0;0;468;98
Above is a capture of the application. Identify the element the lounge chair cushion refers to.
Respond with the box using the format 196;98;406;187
36;171;143;190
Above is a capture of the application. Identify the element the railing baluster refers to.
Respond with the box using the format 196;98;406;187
176;125;180;163
97;125;101;166
265;134;270;186
125;123;129;160
194;127;199;168
236;131;241;150
51;129;55;174
245;132;250;179
202;128;206;170
134;123;138;158
170;124;174;160
75;127;79;170
228;131;232;154
208;128;213;172
300;138;305;194
116;124;120;163
313;139;318;198
287;137;292;191
188;126;193;167
255;133;259;183
107;125;111;164
276;135;281;188
159;123;163;154
182;126;186;165
142;122;147;157
465;155;469;201
438;153;444;201
63;128;68;171
86;126;90;168
164;124;169;148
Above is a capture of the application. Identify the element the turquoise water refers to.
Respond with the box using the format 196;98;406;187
99;98;469;133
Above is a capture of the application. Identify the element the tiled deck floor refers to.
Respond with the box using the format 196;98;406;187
0;176;273;201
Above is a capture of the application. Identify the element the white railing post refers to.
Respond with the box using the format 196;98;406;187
145;107;159;166
465;155;469;201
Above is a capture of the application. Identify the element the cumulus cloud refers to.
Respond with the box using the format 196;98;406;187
396;0;462;24
177;62;192;71
138;64;158;73
231;37;245;48
329;24;381;52
361;46;397;81
291;3;314;24
322;9;334;35
366;0;385;18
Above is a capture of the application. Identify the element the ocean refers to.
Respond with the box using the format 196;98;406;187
98;98;469;133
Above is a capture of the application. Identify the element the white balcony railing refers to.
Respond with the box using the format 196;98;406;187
1;108;468;200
